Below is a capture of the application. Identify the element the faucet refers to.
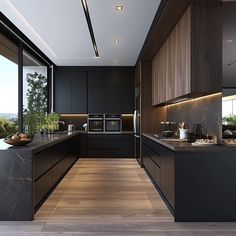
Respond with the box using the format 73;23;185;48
58;121;65;125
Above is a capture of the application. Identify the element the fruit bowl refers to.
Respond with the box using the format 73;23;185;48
4;138;32;146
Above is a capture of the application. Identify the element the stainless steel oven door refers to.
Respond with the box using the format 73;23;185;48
105;120;121;132
89;120;104;132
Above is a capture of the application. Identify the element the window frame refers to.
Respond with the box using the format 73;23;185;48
0;12;54;131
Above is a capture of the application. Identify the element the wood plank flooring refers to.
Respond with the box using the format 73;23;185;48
0;158;236;235
36;158;173;221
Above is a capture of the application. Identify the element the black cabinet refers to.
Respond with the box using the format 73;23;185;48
54;67;134;114
54;69;87;113
88;69;135;113
87;134;134;158
142;136;174;209
79;133;88;157
55;86;71;113
33;135;79;208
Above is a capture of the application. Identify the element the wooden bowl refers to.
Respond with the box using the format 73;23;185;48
4;138;32;146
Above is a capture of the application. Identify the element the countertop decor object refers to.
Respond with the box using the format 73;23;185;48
4;137;32;146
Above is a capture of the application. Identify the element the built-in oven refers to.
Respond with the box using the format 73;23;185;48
105;114;121;132
88;114;104;133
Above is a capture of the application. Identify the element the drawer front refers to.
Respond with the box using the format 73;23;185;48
34;168;53;207
34;141;69;180
143;143;161;167
142;136;171;156
143;153;161;187
87;134;134;157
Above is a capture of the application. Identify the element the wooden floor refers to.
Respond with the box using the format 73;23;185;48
36;158;173;222
1;158;236;236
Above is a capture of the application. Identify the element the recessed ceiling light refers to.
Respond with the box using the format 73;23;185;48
114;39;120;44
226;39;233;43
116;5;123;11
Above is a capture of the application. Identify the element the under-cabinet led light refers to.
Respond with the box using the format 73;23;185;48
166;93;222;108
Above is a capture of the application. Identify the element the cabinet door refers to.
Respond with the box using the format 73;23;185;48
71;87;87;113
87;134;134;158
88;86;103;113
55;70;71;87
55;86;71;113
142;143;161;187
161;152;175;208
88;69;134;113
79;134;88;157
71;71;87;86
34;168;53;207
152;7;191;105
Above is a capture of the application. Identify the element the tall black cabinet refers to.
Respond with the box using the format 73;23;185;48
54;67;135;114
88;69;134;113
54;68;87;113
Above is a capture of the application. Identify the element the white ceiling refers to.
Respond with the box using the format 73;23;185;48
0;0;161;66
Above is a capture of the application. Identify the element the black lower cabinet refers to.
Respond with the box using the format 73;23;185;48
142;137;174;209
33;136;79;209
87;134;134;158
79;133;88;157
142;134;236;222
142;148;161;186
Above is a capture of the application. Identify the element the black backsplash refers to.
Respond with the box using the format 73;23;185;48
59;115;87;131
166;94;222;139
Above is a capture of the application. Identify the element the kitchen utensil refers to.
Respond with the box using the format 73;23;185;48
68;124;75;132
179;128;188;139
193;123;207;138
187;132;196;143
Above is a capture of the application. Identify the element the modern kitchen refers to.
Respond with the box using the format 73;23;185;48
1;0;236;235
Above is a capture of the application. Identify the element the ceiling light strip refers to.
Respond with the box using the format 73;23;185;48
81;0;99;57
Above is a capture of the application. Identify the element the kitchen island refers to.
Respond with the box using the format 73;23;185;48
142;133;236;222
0;131;80;220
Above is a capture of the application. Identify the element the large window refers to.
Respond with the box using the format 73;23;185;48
222;92;236;126
23;50;48;134
0;33;18;137
0;26;52;138
222;93;236;118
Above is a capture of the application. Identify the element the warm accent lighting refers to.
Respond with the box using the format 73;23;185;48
60;114;88;117
122;114;133;116
166;93;222;108
116;5;123;11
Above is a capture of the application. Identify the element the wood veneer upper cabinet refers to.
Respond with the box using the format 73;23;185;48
152;7;191;105
152;2;221;106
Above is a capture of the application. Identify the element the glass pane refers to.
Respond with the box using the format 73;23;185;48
0;33;18;138
233;100;236;115
222;100;233;118
23;50;48;135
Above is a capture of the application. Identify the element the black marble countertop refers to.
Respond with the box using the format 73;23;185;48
0;131;81;153
0;130;134;153
142;133;236;152
87;131;134;134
